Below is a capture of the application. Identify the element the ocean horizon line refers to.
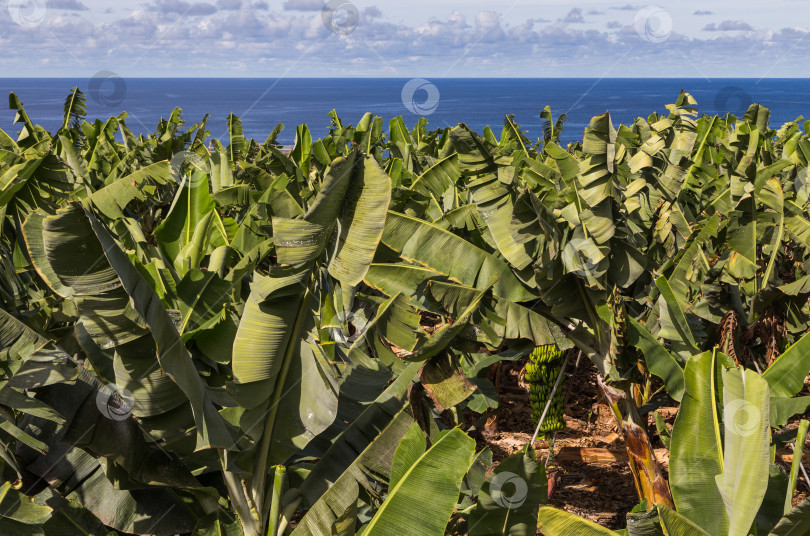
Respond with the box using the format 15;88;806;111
4;78;808;146
3;76;810;81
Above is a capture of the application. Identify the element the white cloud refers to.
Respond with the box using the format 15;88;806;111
282;0;322;11
475;10;505;40
152;0;218;16
0;3;807;78
704;20;754;31
559;8;585;24
217;0;243;10
364;6;381;19
47;0;89;10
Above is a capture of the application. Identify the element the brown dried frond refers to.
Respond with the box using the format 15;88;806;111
759;307;787;366
717;310;741;365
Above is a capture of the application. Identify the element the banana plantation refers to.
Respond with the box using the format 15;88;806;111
3;87;810;536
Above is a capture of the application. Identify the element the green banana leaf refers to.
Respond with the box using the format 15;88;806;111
291;408;414;536
450;125;536;271
769;499;810;535
654;276;699;358
87;161;173;219
406;282;492;362
763;330;810;398
176;268;232;340
230;154;358;399
0;157;45;207
409;153;459;201
364;264;560;346
668;350;730;534
328;155;392;298
33;487;114;536
0;481;52;525
469;449;547;536
191;511;243;536
656;505;711;536
627;318;684;401
21;211;75;298
666;214;719;306
714;367;770;536
380;211;535;302
0;315;207;535
264;340;339;464
389;422;426;489
757;464;790;534
25;203;234;450
537;506;620;535
362;427;476;536
297;360;420;500
624;504;663;536
154;170;228;275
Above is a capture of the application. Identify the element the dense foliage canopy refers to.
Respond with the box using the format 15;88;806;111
3;89;810;535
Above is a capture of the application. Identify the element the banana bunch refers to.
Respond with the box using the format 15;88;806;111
609;287;627;362
525;345;566;433
608;286;642;383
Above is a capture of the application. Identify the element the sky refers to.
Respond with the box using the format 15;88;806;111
0;0;808;78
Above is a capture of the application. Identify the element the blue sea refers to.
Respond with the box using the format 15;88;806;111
1;78;809;146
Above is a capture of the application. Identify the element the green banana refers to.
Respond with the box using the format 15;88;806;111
525;345;566;433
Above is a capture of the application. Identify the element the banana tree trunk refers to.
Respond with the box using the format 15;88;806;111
598;377;675;509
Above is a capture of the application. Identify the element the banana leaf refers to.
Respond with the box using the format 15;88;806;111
469;448;547;536
668;350;731;534
362;427;476;536
291;408;414;536
537;506;620;535
769;499;810;535
380;211;535;303
714;367;770;536
656;505;711;536
23;203;235;450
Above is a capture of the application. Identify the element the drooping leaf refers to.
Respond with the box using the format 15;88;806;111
714;367;770;536
469;449;547;536
362;428;476;536
668;350;729;534
656;505;711;536
381;211;535;302
537;506;620;535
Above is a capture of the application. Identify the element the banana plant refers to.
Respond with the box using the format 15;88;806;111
2;93;524;536
538;349;810;536
4;86;810;536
